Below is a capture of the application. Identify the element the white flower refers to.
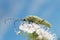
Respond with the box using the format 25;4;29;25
19;23;44;33
17;23;56;40
19;23;35;33
36;28;56;40
38;35;43;40
32;23;41;30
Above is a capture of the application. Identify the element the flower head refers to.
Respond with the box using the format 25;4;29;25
17;22;56;40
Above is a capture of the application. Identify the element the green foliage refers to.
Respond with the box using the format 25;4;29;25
28;32;49;40
29;32;39;40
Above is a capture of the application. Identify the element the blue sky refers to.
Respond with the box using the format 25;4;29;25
0;0;60;40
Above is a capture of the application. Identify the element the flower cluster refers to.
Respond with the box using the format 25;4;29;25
17;23;56;40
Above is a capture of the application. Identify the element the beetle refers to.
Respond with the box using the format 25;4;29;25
20;15;51;28
5;15;51;28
